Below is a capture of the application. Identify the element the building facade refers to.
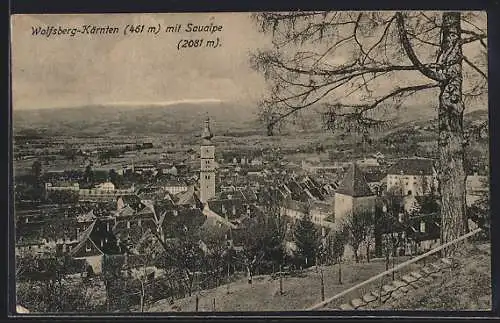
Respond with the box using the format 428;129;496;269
386;158;438;196
334;163;376;221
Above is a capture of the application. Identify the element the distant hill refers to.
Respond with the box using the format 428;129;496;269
13;102;262;137
13;101;488;138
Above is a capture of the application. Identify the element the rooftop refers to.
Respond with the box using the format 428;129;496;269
335;163;374;197
387;158;435;176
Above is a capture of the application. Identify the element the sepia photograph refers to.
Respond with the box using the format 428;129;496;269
10;11;490;314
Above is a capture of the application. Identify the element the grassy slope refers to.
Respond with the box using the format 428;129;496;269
379;242;492;311
147;257;415;312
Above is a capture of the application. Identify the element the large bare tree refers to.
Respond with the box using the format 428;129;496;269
251;11;487;255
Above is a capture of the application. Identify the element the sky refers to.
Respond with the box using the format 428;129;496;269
11;12;487;111
11;13;271;110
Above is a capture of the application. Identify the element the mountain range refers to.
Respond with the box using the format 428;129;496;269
12;101;488;138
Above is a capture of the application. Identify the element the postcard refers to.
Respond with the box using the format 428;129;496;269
10;11;490;314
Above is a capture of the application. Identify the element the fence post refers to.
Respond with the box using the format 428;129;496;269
305;228;481;311
195;295;199;312
320;266;325;302
279;264;284;295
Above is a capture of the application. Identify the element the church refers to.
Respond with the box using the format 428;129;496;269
199;116;216;203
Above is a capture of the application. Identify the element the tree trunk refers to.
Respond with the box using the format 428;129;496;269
353;249;359;263
140;288;145;312
437;12;468;256
366;244;370;263
338;259;342;285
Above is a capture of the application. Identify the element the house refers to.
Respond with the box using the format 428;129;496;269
96;182;115;191
69;221;105;274
112;213;158;254
250;157;264;166
116;195;145;212
69;219;127;274
206;198;249;221
156;176;189;195
133;164;156;174
280;199;336;230
137;185;174;203
174;186;202;208
357;158;380;167
334;163;376;221
386;158;438;196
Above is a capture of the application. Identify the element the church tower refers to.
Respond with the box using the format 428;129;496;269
200;116;216;203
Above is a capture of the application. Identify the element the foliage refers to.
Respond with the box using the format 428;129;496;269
251;10;487;253
325;229;347;264
342;210;375;263
46;190;79;204
293;211;320;267
102;254;128;311
16;255;94;313
31;161;42;184
468;196;490;239
153;227;205;297
84;165;94;185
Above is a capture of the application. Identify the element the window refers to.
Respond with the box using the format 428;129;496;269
127;221;131;229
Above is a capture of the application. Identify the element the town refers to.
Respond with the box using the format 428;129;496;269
14;113;489;313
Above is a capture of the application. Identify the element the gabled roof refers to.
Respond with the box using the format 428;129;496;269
137;185;170;201
387;158;435;176
77;210;96;223
69;220;102;257
115;205;136;217
118;195;145;211
175;186;201;206
335;163;374;197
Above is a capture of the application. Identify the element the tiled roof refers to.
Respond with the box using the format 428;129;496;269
160;208;206;238
137;186;170;201
335;163;374;197
69;220;101;256
118;195;145;211
387;158;435;176
207;198;248;220
363;170;387;183
175;186;201;207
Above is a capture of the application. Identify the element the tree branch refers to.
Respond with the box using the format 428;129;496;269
463;55;488;80
461;33;488;45
396;12;444;81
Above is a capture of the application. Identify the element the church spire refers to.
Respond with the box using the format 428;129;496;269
201;115;213;144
